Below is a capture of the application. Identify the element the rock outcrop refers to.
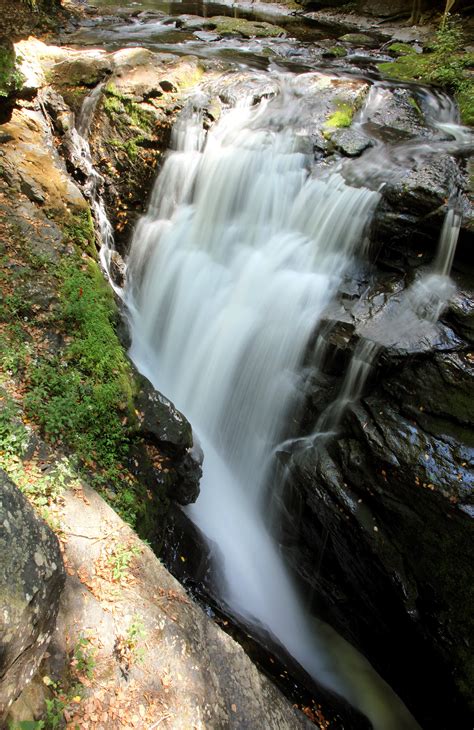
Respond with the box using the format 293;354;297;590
278;83;474;730
7;474;315;729
134;373;203;505
0;470;65;722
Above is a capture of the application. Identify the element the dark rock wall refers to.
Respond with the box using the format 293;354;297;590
280;218;474;729
0;470;65;721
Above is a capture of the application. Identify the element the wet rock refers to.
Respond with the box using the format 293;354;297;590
48;55;112;88
110;249;126;287
285;290;474;728
339;33;379;48
330;127;372;156
297;0;350;7
207;16;287;39
446;286;474;343
0;470;65;722
134;373;202;505
194;31;221;42
175;15;215;31
362;87;432;139
135;374;192;450
88;55;207;251
384;154;462;215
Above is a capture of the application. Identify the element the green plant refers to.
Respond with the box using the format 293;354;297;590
108;543;141;581
0;46;25;98
0;392;28;458
41;676;83;730
72;634;96;680
116;615;147;668
63;210;95;256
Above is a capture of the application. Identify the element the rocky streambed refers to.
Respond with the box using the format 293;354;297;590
0;1;473;729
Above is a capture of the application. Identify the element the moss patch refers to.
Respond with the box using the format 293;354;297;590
325;46;347;59
103;83;156;132
378;20;474;126
387;42;416;57
324;101;354;133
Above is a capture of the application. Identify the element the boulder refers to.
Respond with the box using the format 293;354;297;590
0;470;65;722
134;373;202;505
339;33;379;48
358;0;413;16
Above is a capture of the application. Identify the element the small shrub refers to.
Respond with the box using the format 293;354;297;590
71;634;96;680
0;46;24;98
108;542;141;581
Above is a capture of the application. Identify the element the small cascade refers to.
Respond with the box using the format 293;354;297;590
315;339;379;435
434;201;462;278
68;83;117;282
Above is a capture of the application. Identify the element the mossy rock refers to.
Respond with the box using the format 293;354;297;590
209;16;286;39
49;57;112;88
339;33;378;48
378;52;474;126
323;45;348;59
324;101;354;134
387;42;417;57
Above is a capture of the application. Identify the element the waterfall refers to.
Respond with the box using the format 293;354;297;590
125;76;425;729
68;83;116;282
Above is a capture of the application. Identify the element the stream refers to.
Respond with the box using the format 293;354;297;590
67;3;472;728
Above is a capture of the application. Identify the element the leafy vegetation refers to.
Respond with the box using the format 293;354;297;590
115;615;147;674
0;46;24;98
0;212;169;531
71;634;97;680
378;16;474;125
108;542;141;582
103;83;155;132
24;256;135;475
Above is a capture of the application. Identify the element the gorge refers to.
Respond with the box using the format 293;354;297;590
0;1;473;728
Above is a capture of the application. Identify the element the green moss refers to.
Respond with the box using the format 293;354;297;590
339;33;374;47
103;83;155;132
387;42;416;57
63;209;95;256
103;94;124;115
325;101;354;131
24;256;136;469
325;46;347;58
110;135;147;161
378;18;474;126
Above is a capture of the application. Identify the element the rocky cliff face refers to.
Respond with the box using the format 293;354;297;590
278;87;474;730
0;470;65;722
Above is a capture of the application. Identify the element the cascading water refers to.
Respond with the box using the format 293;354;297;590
125;72;424;729
67;83;116;281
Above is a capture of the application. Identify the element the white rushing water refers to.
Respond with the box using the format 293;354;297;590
68;84;117;283
124;75;427;728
